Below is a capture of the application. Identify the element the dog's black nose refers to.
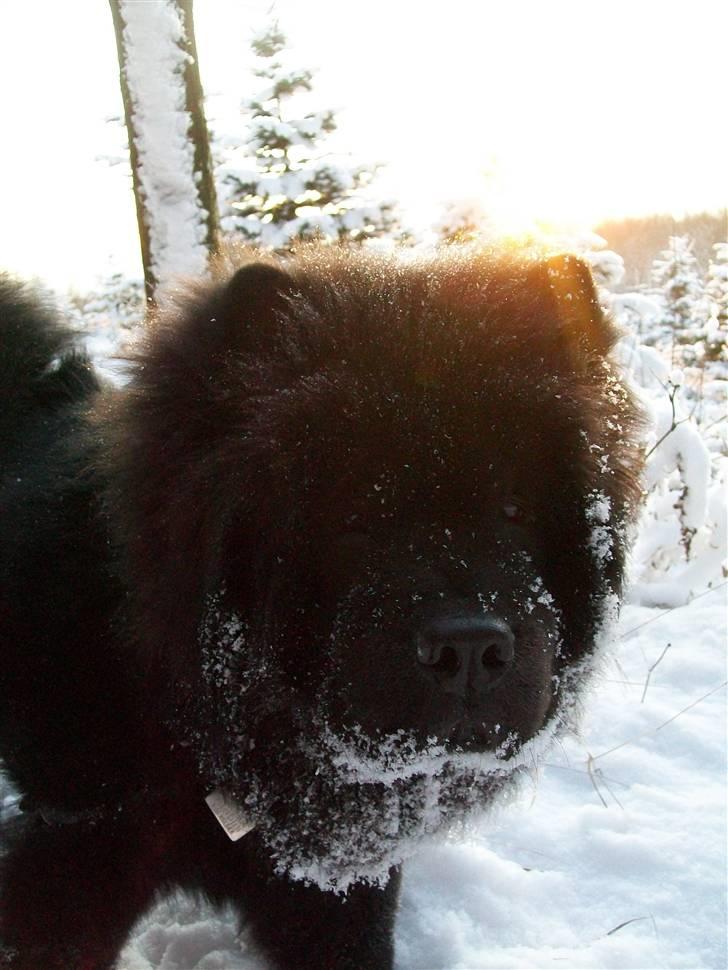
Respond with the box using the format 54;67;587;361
416;615;514;696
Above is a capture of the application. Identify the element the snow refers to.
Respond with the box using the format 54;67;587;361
118;0;211;288
643;403;710;532
617;320;726;610
586;248;626;291
586;491;614;568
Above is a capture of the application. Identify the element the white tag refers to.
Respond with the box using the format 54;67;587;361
205;788;256;842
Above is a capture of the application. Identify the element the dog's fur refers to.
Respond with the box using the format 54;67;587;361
0;249;642;969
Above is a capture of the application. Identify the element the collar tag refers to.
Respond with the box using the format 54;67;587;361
205;788;255;842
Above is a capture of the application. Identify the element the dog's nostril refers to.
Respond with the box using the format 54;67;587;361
417;643;460;675
417;615;515;695
481;637;514;669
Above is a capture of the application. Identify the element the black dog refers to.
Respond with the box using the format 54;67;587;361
0;249;642;969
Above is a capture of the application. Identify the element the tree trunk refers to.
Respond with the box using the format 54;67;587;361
109;0;219;303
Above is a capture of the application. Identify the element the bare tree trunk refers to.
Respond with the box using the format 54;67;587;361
178;0;219;258
109;0;219;303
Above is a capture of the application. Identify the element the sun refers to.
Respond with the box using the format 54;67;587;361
427;151;608;250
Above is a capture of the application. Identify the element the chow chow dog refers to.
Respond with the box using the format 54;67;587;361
0;248;642;969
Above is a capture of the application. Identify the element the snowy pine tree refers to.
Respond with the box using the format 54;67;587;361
435;198;493;245
218;25;398;249
651;235;705;360
705;242;728;330
703;241;728;362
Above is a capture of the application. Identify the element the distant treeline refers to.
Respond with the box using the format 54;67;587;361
595;211;727;288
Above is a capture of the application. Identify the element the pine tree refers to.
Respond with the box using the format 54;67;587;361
705;242;728;330
218;25;398;249
435;198;492;245
703;241;728;362
651;235;705;360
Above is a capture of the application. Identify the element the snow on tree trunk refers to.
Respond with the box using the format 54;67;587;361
109;0;219;301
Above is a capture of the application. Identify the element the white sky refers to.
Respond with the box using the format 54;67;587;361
0;0;725;289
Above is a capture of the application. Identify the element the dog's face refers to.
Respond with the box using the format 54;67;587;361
192;369;617;893
208;333;609;767
107;249;642;888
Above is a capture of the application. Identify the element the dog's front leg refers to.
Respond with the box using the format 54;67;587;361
232;842;402;970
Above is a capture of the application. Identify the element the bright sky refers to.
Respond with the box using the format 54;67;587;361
0;0;725;289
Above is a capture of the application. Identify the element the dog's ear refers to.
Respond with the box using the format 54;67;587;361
538;253;614;359
219;262;294;335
